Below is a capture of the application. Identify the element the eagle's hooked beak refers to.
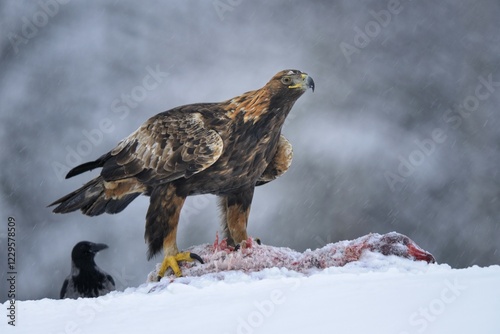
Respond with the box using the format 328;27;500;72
289;73;315;92
304;74;315;92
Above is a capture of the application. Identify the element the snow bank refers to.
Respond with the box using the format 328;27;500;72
2;233;499;334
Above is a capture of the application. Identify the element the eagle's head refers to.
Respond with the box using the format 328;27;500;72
267;69;315;96
224;69;314;123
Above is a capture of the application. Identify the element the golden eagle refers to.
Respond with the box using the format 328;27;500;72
50;69;314;278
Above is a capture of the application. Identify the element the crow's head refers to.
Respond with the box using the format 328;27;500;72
71;241;109;269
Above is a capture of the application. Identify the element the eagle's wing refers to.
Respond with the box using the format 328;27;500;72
256;134;293;186
102;111;224;184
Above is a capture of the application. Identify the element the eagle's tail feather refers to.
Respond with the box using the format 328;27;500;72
49;177;141;216
49;177;105;215
104;193;140;214
66;152;111;179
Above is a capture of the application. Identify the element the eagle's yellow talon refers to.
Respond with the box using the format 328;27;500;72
157;252;204;279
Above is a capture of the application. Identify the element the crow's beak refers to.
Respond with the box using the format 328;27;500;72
90;243;109;253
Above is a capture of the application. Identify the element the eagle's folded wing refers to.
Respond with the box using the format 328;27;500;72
102;111;224;184
256;134;293;186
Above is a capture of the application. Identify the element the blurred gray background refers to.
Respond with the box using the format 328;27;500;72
1;0;499;302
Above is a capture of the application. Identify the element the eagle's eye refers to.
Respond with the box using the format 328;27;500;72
281;76;292;85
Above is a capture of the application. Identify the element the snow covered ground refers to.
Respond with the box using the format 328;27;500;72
3;236;500;334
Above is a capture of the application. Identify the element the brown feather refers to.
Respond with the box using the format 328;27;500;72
257;135;293;186
50;69;314;260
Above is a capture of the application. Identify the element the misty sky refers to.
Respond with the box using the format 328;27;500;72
1;0;499;301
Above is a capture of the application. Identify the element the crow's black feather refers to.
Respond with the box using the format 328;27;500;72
60;241;115;299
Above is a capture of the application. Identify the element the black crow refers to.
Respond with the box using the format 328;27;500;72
60;241;115;299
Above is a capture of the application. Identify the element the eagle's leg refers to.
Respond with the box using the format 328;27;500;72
145;184;202;279
218;188;254;247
